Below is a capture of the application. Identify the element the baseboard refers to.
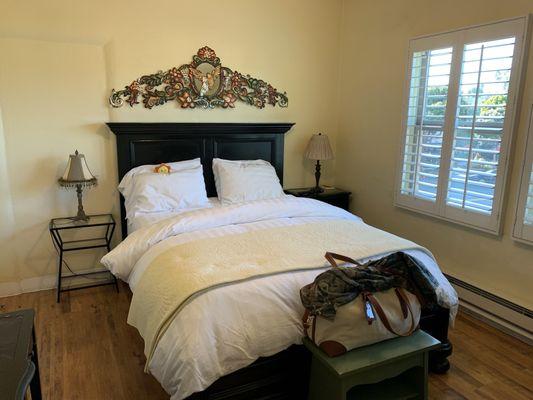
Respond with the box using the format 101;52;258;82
445;274;533;345
0;268;110;298
0;274;57;298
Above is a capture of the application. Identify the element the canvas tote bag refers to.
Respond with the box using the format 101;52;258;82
303;253;421;357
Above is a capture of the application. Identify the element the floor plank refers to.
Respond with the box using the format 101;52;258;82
1;282;167;400
1;283;531;399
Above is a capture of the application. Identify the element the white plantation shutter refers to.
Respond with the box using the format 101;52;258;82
446;38;515;215
400;48;452;203
514;105;533;243
396;17;528;233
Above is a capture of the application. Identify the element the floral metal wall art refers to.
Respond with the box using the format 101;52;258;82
109;47;288;110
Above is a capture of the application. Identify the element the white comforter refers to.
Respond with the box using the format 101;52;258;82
101;197;458;400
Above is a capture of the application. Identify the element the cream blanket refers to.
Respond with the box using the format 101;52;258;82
128;219;428;366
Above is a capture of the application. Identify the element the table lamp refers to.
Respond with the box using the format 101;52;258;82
304;133;334;193
58;150;97;221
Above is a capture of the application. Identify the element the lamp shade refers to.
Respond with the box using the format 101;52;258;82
58;150;97;188
304;133;334;161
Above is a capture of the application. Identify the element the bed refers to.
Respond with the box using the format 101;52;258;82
105;122;455;400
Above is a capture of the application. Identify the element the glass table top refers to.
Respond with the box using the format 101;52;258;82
50;214;115;230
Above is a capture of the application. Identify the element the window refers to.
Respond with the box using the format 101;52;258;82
396;17;529;234
513;104;533;243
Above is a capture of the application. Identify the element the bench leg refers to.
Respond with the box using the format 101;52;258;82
421;352;429;400
308;357;347;400
406;353;429;400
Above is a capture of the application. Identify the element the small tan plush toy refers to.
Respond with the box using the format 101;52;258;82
154;164;171;174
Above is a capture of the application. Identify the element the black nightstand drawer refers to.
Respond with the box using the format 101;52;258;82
284;188;351;211
319;193;350;210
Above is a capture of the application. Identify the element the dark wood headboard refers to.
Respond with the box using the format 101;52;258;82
106;122;294;238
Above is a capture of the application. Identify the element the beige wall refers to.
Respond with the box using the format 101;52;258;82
336;0;533;309
0;0;343;292
1;0;531;307
0;39;113;290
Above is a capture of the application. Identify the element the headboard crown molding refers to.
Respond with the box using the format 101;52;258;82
109;46;289;110
107;122;294;135
106;122;294;238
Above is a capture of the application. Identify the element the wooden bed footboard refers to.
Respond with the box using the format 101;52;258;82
186;306;452;400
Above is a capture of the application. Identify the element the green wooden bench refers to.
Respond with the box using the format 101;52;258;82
303;330;441;400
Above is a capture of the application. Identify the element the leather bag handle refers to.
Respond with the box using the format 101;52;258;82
325;252;361;268
302;309;310;335
366;288;417;337
302;309;317;343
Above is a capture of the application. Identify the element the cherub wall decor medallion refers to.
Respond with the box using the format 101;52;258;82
109;46;288;109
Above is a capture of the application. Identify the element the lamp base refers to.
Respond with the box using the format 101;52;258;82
71;210;89;222
72;184;90;222
307;160;324;195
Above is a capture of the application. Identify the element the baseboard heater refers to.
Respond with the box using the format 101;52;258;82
444;274;533;345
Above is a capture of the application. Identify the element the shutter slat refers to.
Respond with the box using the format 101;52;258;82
449;177;495;189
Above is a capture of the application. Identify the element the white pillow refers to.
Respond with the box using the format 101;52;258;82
212;158;284;205
122;164;209;219
118;158;201;199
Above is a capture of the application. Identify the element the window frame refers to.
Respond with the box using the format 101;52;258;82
513;103;533;244
395;16;530;234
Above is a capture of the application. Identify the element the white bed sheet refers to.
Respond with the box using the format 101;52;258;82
127;197;222;234
102;197;458;400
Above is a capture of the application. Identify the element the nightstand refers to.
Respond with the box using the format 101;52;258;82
285;187;351;211
49;214;118;303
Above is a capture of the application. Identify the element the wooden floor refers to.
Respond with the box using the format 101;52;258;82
1;282;531;400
